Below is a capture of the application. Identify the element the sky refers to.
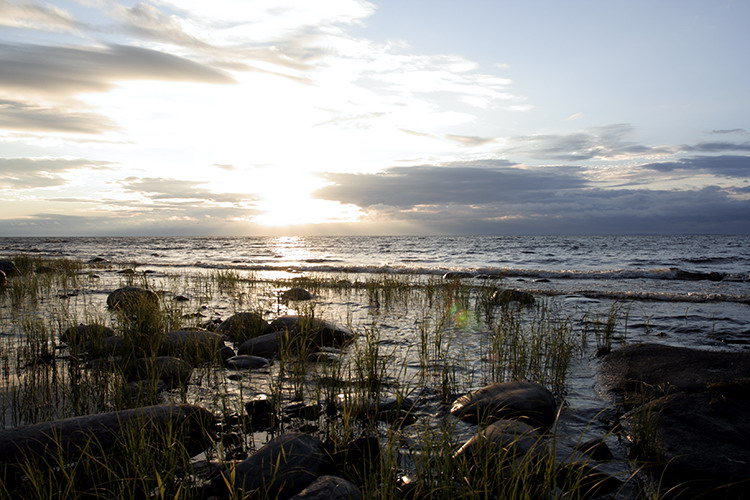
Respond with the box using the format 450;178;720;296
1;0;749;236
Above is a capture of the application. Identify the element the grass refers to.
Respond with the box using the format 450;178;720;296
0;254;652;499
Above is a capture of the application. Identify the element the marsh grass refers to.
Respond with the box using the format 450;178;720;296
0;255;651;499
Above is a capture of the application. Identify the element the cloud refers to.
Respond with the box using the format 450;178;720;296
315;160;584;208
505;123;672;161
0;0;81;32
0;43;234;98
312;161;750;234
120;176;256;204
710;129;747;135
681;142;750;153
445;134;496;147
0;157;113;188
640;155;750;178
0;99;117;133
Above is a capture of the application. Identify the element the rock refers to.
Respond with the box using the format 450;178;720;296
219;345;236;361
159;330;225;364
573;437;614;461
601;343;750;408
269;316;354;349
454;418;542;463
225;355;270;370
0;269;5;287
83;335;126;357
289;475;362;499
443;271;474;280
0;404;215;481
244;394;277;431
60;323;116;345
0;259;19;277
213;432;334;498
106;286;159;311
491;289;535;306
670;267;725;281
88;257;108;263
451;381;557;429
217;312;271;342
555;462;624;499
281;288;313;301
602;343;750;497
237;331;290;358
174;294;190;302
131;356;193;389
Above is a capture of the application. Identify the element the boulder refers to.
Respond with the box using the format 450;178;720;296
0;269;6;287
237;331;290;359
453;418;542;463
217;312;271;342
106;286;159;311
269;316;354;349
281;288;313;301
451;381;556;429
0;404;215;481
159;330;225;364
289;475;362;499
214;432;334;498
492;289;535;306
0;259;19;277
60;323;116;346
83;335;127;357
130;356;193;389
225;355;270;370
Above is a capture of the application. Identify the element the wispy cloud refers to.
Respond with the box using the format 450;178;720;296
0;157;113;188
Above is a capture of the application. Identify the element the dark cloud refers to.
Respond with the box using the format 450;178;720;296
313;161;750;235
681;142;750;153
0;157;113;188
710;129;747;135
315;160;582;208
640;155;750;178
120;177;256;204
506;123;672;161
0;42;234;97
0;99;117;133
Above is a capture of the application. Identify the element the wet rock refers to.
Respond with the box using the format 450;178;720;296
451;381;557;429
573;437;614;461
106;286;159;311
454;418;542;463
131;356;193;388
602;343;750;498
0;260;19;277
281;287;313;301
159;329;225;364
670;267;725;281
213;432;334;498
225;355;270;370
0;404;215;481
237;330;290;358
60;323;116;346
284;401;321;421
555;462;624;499
0;269;5;287
269;315;354;349
491;289;535;306
88;257;108;263
83;335;126;357
219;345;236;361
217;312;271;342
174;294;190;302
341;396;417;427
443;271;474;280
244;393;277;431
289;475;362;499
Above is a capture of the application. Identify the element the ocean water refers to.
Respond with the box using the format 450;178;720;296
1;234;748;493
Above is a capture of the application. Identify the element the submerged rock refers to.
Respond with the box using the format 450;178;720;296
281;288;313;301
0;269;6;287
451;381;556;429
61;323;116;346
213;432;334;498
159;329;225;364
453;418;542;463
0;260;19;277
130;356;193;388
269;315;354;349
237;331;290;358
217;312;271;342
106;286;159;311
289;475;361;499
491;289;535;306
225;354;270;370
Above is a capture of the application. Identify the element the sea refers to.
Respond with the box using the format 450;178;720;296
1;234;748;346
1;234;749;491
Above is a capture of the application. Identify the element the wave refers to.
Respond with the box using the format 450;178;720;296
542;289;750;304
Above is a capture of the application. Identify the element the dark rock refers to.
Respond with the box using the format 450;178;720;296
213;432;334;498
237;330;289;358
174;294;190;302
83;335;126;357
0;404;215;481
284;402;321;421
159;330;225;364
130;356;193;389
219;345;236;361
601;343;750;408
453;418;542;463
60;323;116;345
289;475;362;499
269;315;354;349
670;267;725;281
342;396;417;427
106;286;159;311
217;312;271;342
573;437;614;461
281;288;313;301
556;462;625;499
451;381;557;429
491;289;535;306
0;260;19;277
443;271;474;280
225;355;270;370
88;257;108;263
0;269;5;287
244;393;277;431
